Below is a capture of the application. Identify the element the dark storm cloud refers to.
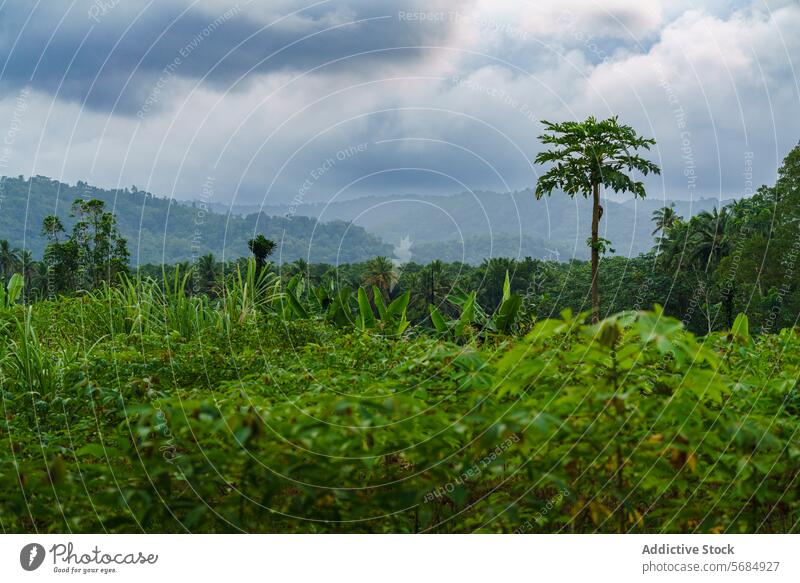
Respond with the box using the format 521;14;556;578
0;0;458;114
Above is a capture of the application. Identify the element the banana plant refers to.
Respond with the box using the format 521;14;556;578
310;281;333;313
357;286;411;335
326;286;355;327
0;273;24;311
429;289;480;341
728;312;750;346
283;273;309;320
493;270;523;335
284;276;357;328
428;271;523;340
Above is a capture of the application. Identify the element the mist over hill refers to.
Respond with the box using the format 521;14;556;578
217;190;730;263
1;176;730;266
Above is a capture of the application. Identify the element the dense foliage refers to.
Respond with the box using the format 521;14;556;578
1;143;800;534
0;258;798;533
41;199;130;295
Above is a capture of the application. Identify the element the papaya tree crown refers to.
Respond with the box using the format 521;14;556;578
534;116;660;200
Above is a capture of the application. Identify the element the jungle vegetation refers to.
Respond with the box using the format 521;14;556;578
0;131;799;533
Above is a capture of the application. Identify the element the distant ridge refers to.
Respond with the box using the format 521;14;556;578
213;190;731;261
0;176;731;265
0;176;391;265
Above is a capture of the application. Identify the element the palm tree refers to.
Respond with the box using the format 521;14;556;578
18;250;35;293
196;253;218;295
423;260;449;305
321;265;339;287
290;258;309;281
477;258;516;310
680;207;732;329
362;256;397;300
656;219;689;272
0;240;21;280
689;207;730;271
535;117;660;322
406;260;454;321
652;204;680;238
32;261;49;300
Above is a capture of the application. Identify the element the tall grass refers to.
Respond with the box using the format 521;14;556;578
2;308;67;395
220;258;281;331
73;258;282;342
0;258;329;391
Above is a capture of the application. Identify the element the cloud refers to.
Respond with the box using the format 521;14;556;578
0;0;797;207
575;2;800;199
471;0;664;41
0;0;460;114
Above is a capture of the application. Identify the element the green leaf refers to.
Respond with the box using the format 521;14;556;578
285;288;308;319
429;305;448;333
730;313;750;343
373;286;388;320
357;287;376;330
77;444;114;458
495;294;522;334
455;292;476;337
387;291;410;319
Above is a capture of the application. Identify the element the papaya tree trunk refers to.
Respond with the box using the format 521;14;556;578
591;182;600;323
724;282;735;329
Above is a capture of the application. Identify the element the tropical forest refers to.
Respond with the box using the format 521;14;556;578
2;116;799;534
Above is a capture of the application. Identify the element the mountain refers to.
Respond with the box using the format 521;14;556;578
409;234;571;264
0;176;731;266
0;176;391;265
236;190;731;262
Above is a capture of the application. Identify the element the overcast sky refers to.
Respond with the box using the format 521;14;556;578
0;0;798;207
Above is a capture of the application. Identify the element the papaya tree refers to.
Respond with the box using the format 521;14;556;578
534;116;659;322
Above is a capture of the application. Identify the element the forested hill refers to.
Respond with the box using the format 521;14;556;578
0;175;730;265
242;191;730;261
0;176;391;265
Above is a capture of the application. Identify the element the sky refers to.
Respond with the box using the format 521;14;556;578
0;0;798;208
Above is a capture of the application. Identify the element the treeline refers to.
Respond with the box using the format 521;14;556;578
144;140;800;335
2;143;799;336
